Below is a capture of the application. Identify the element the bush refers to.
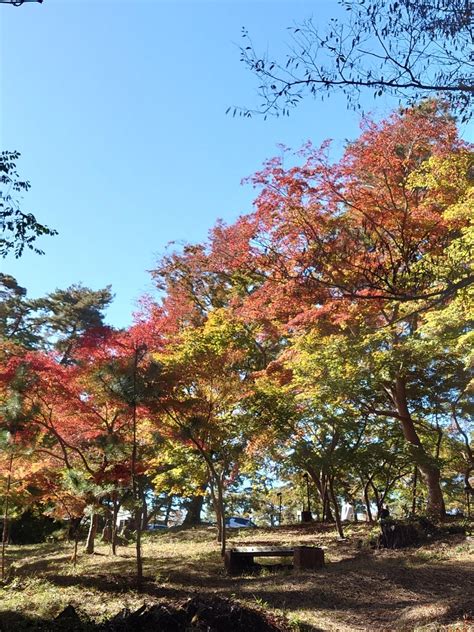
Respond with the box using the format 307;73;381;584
9;510;63;545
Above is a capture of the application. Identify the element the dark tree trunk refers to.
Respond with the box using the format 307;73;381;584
164;496;173;526
411;466;418;516
208;476;222;543
392;377;445;517
328;476;344;538
72;536;79;567
85;512;98;554
135;506;143;586
364;482;374;523
141;492;148;531
1;452;13;581
111;496;120;555
68;517;81;566
182;494;204;526
323;490;334;522
216;476;226;557
307;467;333;522
370;481;381;517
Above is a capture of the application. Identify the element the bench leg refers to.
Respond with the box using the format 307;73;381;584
293;546;324;570
224;551;255;575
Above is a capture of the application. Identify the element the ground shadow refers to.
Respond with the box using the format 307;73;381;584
7;537;473;631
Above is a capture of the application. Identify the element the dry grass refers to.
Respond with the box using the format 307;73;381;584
0;523;473;631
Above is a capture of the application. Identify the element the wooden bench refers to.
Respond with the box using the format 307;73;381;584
224;545;324;575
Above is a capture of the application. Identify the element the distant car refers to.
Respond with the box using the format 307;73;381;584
147;523;168;531
225;517;256;528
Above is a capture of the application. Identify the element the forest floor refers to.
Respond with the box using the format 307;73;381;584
0;522;473;632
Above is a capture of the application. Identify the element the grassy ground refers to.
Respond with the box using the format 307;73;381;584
0;522;473;631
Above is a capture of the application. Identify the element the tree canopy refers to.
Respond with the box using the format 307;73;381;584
1;104;472;581
238;1;474;120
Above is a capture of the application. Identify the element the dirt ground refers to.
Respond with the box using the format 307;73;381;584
0;523;472;631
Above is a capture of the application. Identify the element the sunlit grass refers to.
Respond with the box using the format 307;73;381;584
0;523;472;631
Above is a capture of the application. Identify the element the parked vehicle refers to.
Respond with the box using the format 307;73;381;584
225;516;256;528
147;523;168;531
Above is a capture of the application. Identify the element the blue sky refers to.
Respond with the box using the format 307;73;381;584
1;1;471;327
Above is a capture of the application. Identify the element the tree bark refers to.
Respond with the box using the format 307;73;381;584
72;536;79;567
307;467;333;521
164;496;173;526
216;476;226;557
135;506;143;586
68;517;81;566
392;377;445;517
364;482;374;523
111;496;120;555
328;476;344;538
182;494;204;526
1;452;13;581
411;466;418;516
84;512;98;554
140;492;148;531
323;490;334;522
208;474;222;543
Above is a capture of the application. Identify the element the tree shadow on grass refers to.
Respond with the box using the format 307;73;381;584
0;609;93;632
7;547;473;631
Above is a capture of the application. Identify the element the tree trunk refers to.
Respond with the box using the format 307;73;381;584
208;475;222;543
111;497;120;555
328;476;344;538
370;481;381;517
69;517;81;566
164;496;173;526
323;490;334;522
130;344;146;587
363;482;374;523
71;532;79;567
135;506;143;586
216;476;226;557
182;494;204;526
308;468;334;522
85;512;98;554
411;466;418;516
141;492;148;531
392;377;445;517
1;452;13;581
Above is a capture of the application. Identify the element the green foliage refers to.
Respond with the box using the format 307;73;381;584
0;151;57;258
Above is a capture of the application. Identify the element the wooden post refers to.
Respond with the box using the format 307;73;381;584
293;546;325;570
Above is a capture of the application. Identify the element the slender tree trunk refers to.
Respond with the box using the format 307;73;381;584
72;533;79;567
131;344;146;587
69;517;81;566
392;377;445;517
363;482;374;523
308;467;327;522
323;489;334;522
164;496;173;526
216;476;226;557
328;476;344;538
411;466;418;516
208;475;222;543
135;506;143;585
111;496;120;555
189;439;227;555
85;512;98;554
1;452;13;581
140;493;148;531
321;473;334;521
370;481;381;517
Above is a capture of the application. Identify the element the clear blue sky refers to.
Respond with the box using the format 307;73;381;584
1;1;471;327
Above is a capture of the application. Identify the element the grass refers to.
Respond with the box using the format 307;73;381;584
0;522;473;631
